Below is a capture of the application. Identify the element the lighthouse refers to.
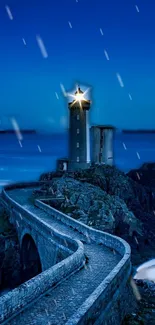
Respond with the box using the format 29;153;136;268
56;84;115;173
68;87;91;171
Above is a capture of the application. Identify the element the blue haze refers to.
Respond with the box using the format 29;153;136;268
0;132;155;187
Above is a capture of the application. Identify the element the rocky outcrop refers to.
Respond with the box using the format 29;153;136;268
39;165;155;323
72;166;155;265
38;177;142;235
127;163;155;189
39;164;155;265
123;280;155;324
39;165;155;265
0;205;21;291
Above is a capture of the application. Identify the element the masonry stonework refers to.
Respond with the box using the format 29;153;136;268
0;182;134;324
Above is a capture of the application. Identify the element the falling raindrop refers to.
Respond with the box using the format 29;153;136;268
135;5;140;13
55;92;59;100
53;299;57;306
36;35;48;58
128;93;132;100
116;73;124;88
100;28;104;36
19;140;23;148
37;145;42;152
84;264;88;270
45;309;49;316
60;83;67;97
104;50;110;61
134;236;139;245
71;287;75;294
5;5;13;20
22;38;26;45
136;152;140;159
136;172;140;180
68;21;72;28
11;118;23;141
64;239;68;247
122;142;127;150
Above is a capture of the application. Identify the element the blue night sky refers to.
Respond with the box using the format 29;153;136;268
1;0;155;131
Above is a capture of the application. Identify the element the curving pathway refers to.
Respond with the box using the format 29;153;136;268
5;187;121;325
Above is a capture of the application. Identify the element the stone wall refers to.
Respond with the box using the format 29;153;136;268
0;184;85;323
35;199;130;256
2;186;78;270
36;199;133;325
0;182;132;325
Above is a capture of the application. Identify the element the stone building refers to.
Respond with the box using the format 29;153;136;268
91;125;115;166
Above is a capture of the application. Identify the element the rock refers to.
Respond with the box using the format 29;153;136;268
123;279;155;324
36;174;143;245
0;203;21;292
71;166;155;264
40;171;64;181
128;163;155;189
0;234;21;290
39;165;155;266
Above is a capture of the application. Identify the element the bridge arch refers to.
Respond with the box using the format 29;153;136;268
21;234;42;282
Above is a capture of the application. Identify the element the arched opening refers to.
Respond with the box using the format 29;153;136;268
21;234;42;282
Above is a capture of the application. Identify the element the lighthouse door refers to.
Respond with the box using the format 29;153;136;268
63;162;67;171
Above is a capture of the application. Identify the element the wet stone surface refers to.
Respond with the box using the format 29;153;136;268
6;187;121;325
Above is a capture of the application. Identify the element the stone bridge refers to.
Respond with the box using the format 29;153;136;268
0;182;133;325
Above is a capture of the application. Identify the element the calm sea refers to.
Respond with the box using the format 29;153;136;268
0;132;154;187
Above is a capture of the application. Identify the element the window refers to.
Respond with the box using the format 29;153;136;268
77;114;80;120
77;156;79;162
77;128;80;134
77;142;79;148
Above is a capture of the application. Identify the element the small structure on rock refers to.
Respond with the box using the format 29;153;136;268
57;158;69;172
91;125;115;166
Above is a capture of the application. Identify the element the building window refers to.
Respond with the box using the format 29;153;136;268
77;128;80;134
77;156;79;162
77;142;79;148
77;114;80;120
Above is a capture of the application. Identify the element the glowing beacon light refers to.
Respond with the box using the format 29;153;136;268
68;85;91;171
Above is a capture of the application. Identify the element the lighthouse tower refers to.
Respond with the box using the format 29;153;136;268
68;87;91;171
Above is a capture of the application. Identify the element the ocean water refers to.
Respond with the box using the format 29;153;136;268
0;132;155;187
